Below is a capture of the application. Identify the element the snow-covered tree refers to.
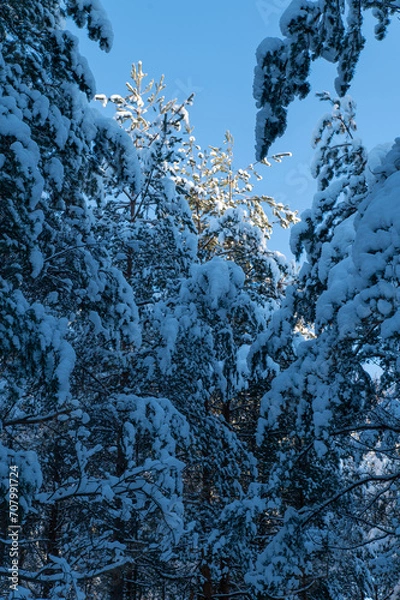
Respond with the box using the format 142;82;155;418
254;0;400;159
250;52;400;600
175;130;295;297
94;65;299;598
95;62;197;306
0;4;191;599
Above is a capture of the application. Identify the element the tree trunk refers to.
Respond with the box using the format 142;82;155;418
199;563;213;600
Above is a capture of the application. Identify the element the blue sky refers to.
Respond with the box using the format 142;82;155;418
74;1;400;255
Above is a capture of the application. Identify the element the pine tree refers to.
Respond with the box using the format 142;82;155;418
251;0;400;594
0;4;189;599
254;0;400;159
95;65;299;598
250;92;400;600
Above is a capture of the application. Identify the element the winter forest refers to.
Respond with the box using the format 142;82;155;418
1;0;400;598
